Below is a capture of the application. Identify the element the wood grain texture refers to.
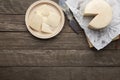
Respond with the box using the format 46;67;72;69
0;67;120;80
0;50;120;67
0;32;119;50
0;67;69;80
0;0;58;14
70;67;120;80
0;32;89;50
0;15;26;31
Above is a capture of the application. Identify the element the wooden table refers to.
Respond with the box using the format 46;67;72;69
0;0;120;80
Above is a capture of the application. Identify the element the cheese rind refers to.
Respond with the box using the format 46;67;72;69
84;0;112;30
41;23;53;34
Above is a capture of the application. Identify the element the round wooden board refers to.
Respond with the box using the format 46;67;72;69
25;0;65;39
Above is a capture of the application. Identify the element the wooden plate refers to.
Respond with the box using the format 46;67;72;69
25;0;65;39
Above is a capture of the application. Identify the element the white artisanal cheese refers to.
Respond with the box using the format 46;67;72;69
42;17;48;23
41;23;53;33
47;12;61;27
29;11;42;31
84;0;112;30
40;5;50;16
28;4;61;33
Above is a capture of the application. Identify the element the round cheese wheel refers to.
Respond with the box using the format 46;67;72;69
84;0;112;30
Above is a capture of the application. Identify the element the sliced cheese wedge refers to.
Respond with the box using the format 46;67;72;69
29;11;42;31
84;0;112;30
47;12;61;27
41;23;53;34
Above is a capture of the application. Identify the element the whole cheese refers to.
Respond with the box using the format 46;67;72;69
28;4;61;34
84;0;112;30
41;23;53;34
47;12;61;27
29;11;42;31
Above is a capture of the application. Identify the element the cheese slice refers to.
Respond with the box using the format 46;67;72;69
41;23;53;34
84;0;112;30
47;12;61;27
29;11;42;31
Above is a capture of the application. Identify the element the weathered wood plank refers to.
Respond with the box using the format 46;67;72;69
0;32;119;50
70;67;120;80
0;15;26;31
0;32;89;50
0;67;69;80
0;67;120;80
0;50;120;66
0;0;58;14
